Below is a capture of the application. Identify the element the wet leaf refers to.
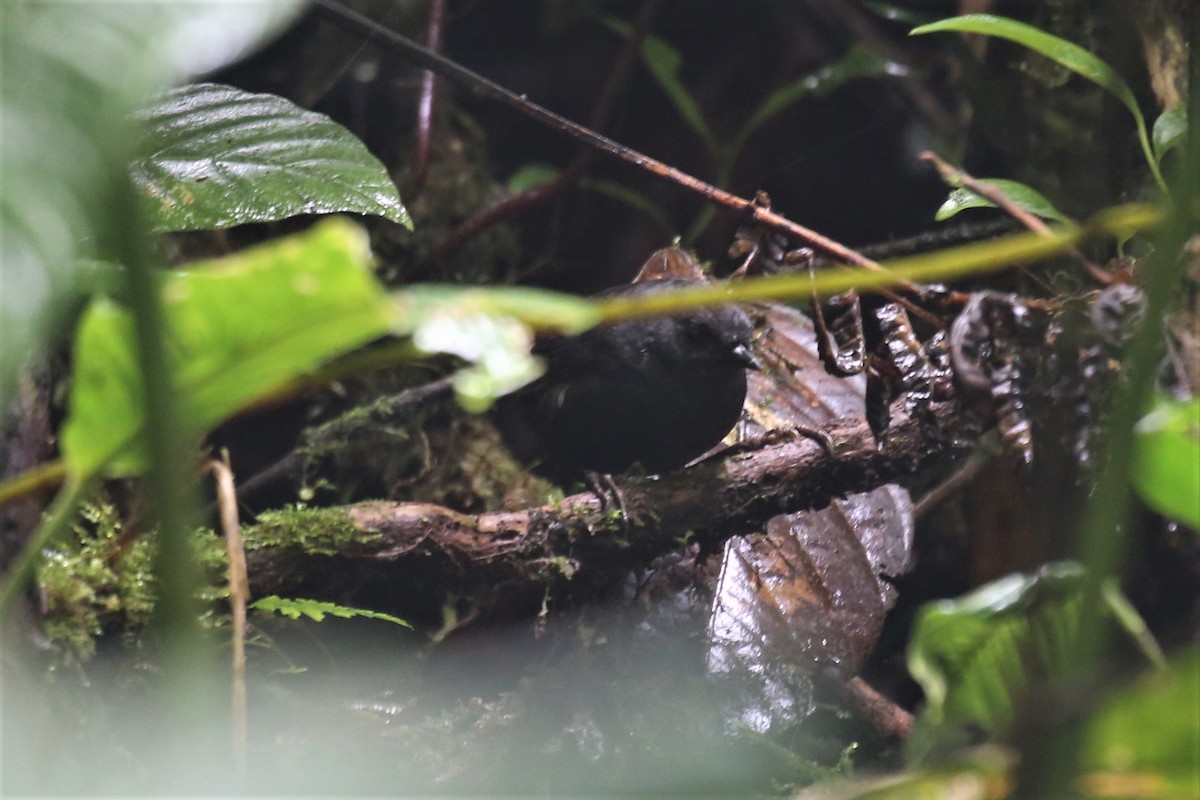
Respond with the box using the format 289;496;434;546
708;298;914;731
132;83;411;232
935;179;1070;223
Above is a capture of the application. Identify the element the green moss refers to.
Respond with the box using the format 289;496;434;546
36;497;156;664
242;505;378;555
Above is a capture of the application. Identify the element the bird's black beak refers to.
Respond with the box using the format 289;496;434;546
732;343;762;371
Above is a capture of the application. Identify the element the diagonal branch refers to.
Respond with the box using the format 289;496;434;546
310;0;890;274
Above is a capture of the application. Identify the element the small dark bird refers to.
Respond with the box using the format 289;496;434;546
496;279;758;483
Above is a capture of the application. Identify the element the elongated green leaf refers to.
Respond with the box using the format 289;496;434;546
737;46;893;150
62;218;392;476
132;83;411;232
935;179;1070;223
911;15;1138;111
252;595;411;628
507;163;560;193
911;14;1166;193
1152;105;1187;163
1132;397;1200;528
601;18;716;152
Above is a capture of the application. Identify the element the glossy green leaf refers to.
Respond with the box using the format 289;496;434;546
911;14;1166;193
934;179;1071;223
1132;397;1200;528
61;218;391;476
1079;647;1200;798
132;83;411;232
0;3;303;412
253;595;411;628
1152;105;1187;163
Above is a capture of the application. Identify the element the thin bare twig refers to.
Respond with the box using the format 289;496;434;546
407;0;446;198
430;0;664;264
210;456;248;780
311;0;890;275
841;675;915;740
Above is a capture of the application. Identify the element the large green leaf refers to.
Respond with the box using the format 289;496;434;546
906;562;1161;760
61;218;392;476
60;217;602;475
0;2;305;412
908;563;1085;740
910;14;1166;193
132;82;412;232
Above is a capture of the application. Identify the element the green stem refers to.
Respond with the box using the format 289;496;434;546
1136;116;1171;196
0;473;94;615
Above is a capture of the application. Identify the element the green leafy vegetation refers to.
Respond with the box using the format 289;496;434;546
934;179;1070;223
36;499;157;664
0;2;305;412
911;14;1170;194
253;595;411;628
1;2;1195;796
1078;648;1200;798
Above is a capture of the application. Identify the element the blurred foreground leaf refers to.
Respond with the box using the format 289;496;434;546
60;219;603;477
1078;647;1200;799
906;562;1160;759
399;284;599;411
1132;396;1200;528
61;219;390;476
0;3;302;410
